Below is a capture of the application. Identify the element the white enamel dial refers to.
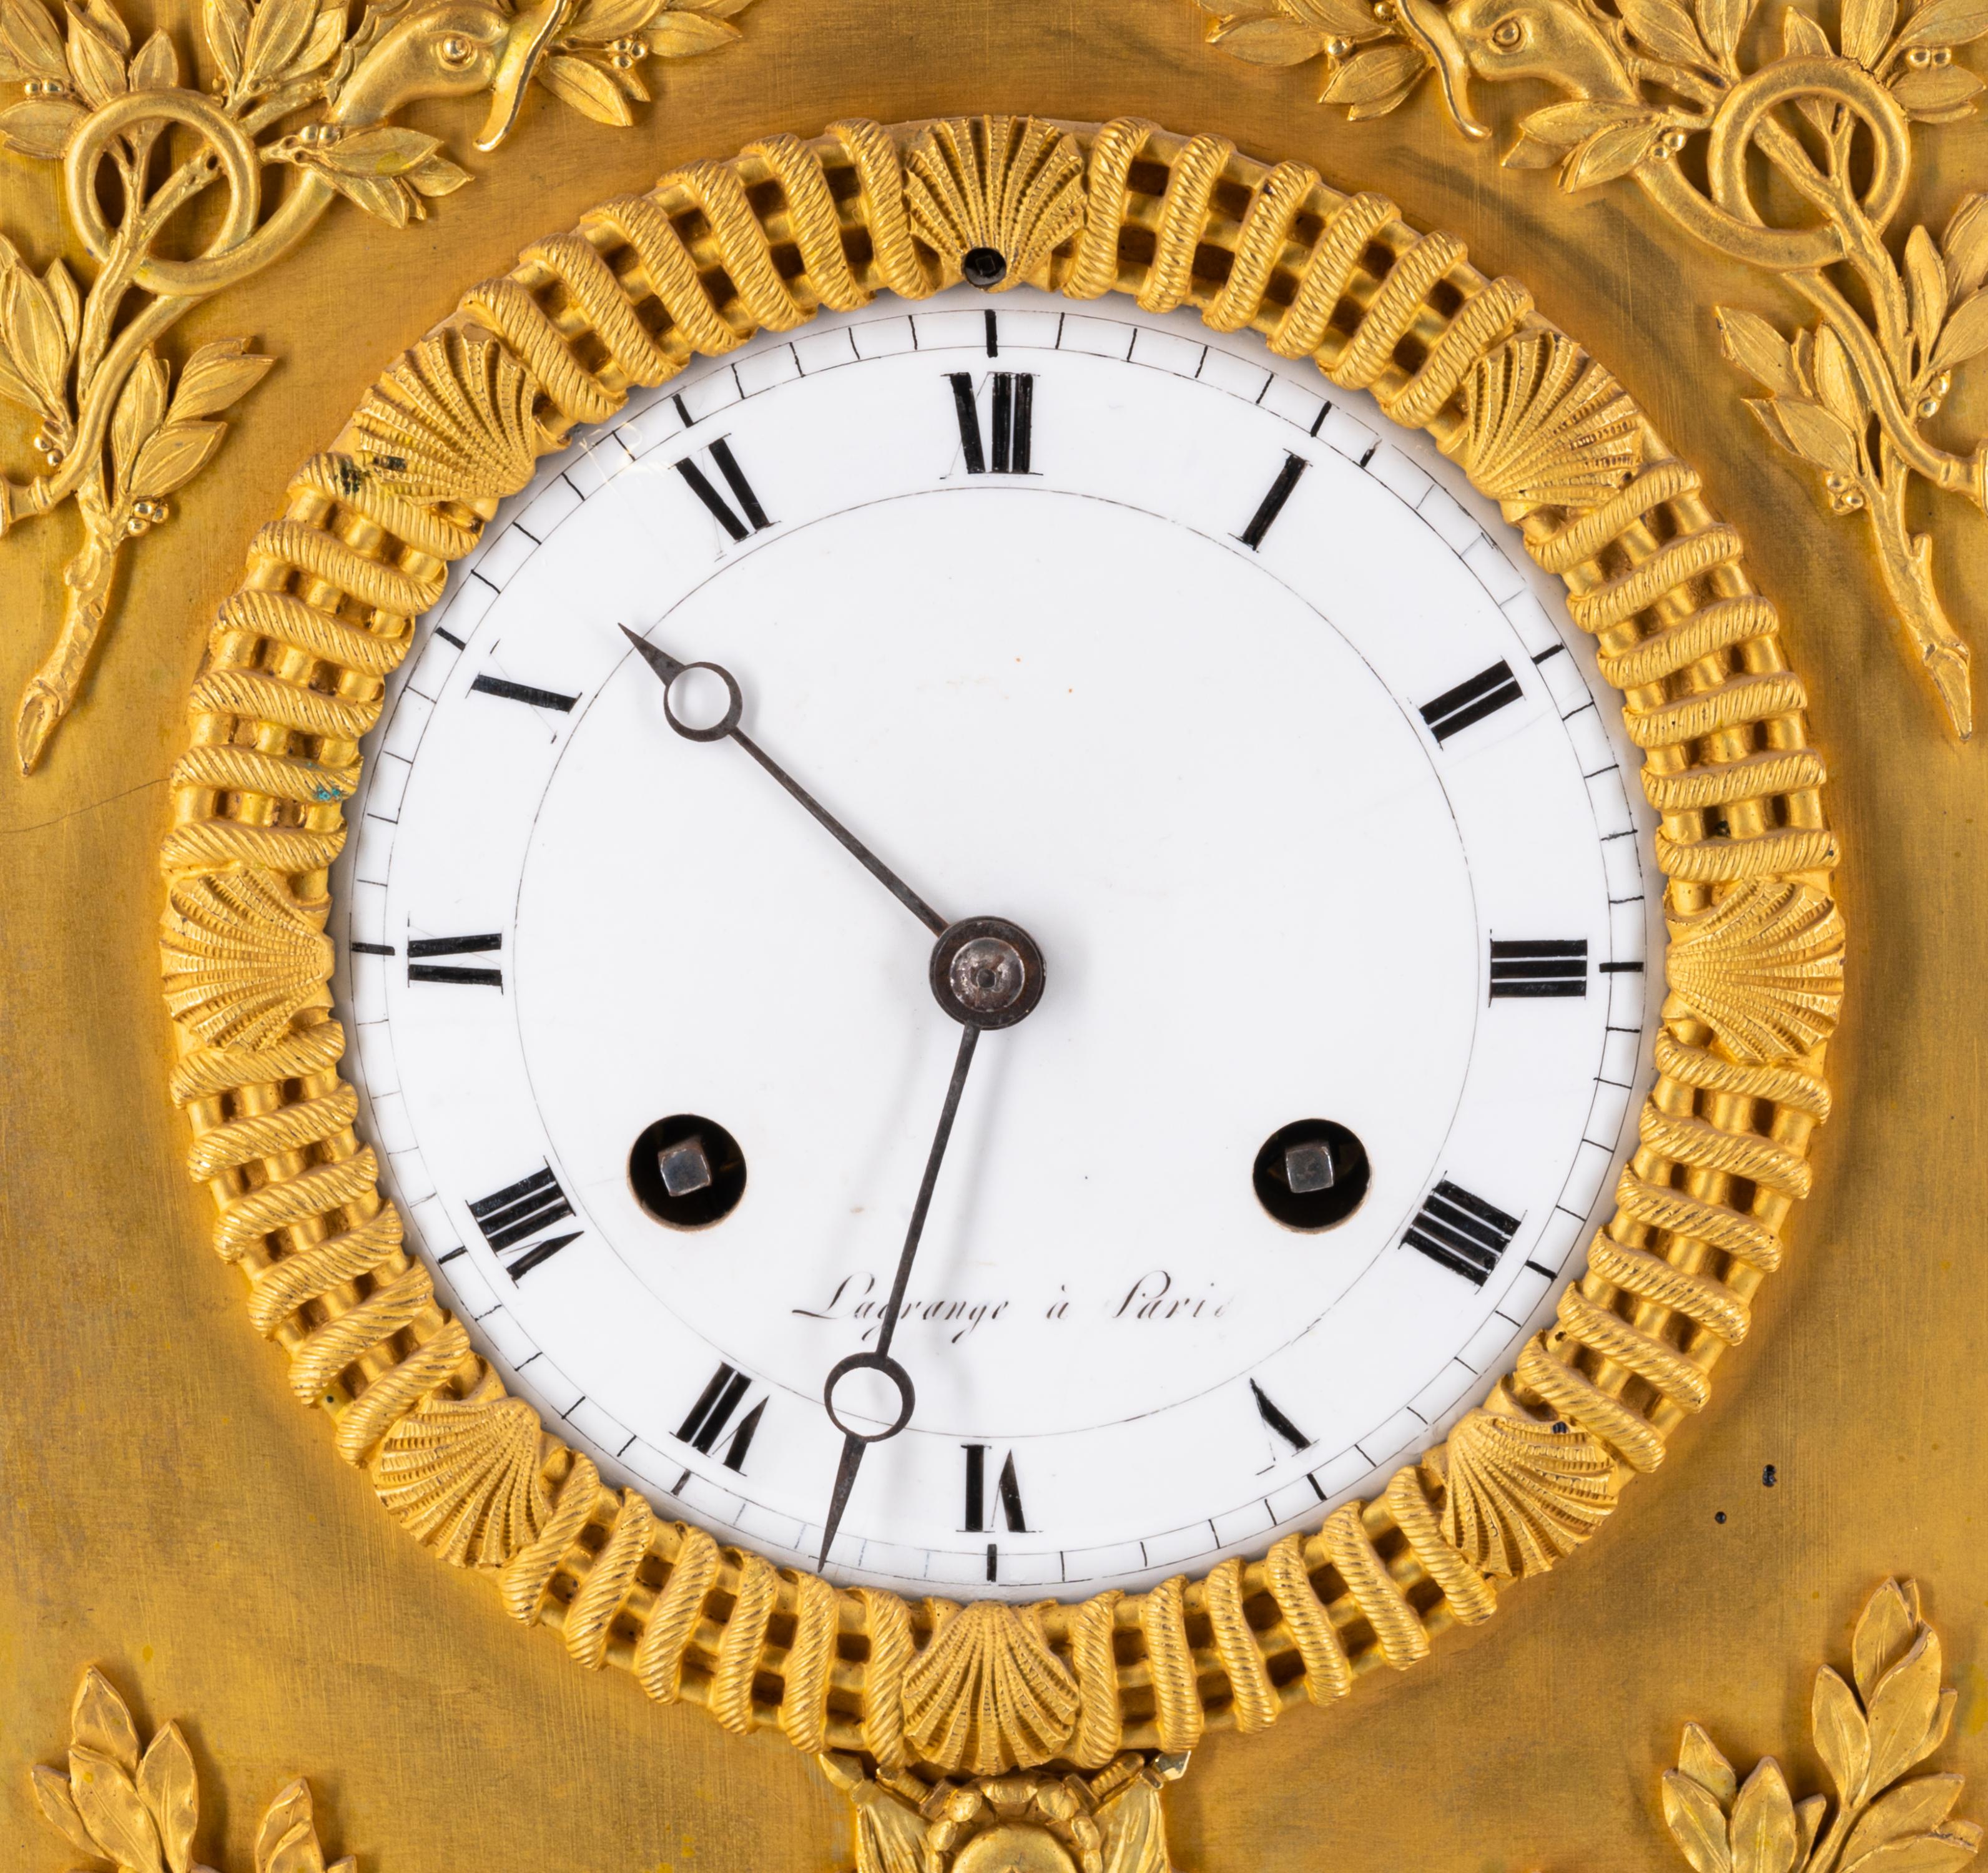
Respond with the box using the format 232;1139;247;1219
332;287;1659;1598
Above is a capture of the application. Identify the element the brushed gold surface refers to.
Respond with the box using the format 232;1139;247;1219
2;4;1986;1871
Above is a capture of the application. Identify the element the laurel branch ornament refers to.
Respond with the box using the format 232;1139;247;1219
0;0;753;777
1198;0;1988;739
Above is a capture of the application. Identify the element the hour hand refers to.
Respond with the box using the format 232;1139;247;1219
619;624;948;936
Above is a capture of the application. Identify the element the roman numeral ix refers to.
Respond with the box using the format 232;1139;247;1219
674;1362;767;1472
1404;1180;1522;1287
407;932;503;988
672;437;772;543
468;1166;581;1281
1420;660;1523;745
948;371;1035;474
1489;938;1588;1000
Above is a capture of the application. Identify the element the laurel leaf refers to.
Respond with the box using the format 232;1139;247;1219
1815;1666;1873;1804
1209;12;1323;59
1716;305;1803;396
1907;225;1949;346
642;7;736;51
31;1763;102;1859
111;348;169;489
407;151;471;195
203;0;247;79
1620;0;1708;64
314;123;439;175
562;0;653;38
265;1819;327;1873
1858;1583;1922;1701
1844;1834;1984;1872
254;1782;315;1873
1889;62;1984;116
240;0;314;89
0;92;83;157
170;338;273;420
316;166;412;224
69;1746;164;1873
1944;195;1988;294
1843;0;1899;59
1282;0;1393;31
1845;1779;1968;1866
1663;1768;1735;1873
1813;325;1865;423
63;0;125;104
2;0;68;77
1772;398;1863;475
72;1668;142;1775
284;2;342;74
1867;1630;1946;1797
1730;1759;1801;1873
1798;1797;1831;1863
533;50;633;121
1681;1723;1740;1806
129;418;223;496
137;1724;199;1873
1922;291;1988;374
1895;0;1988;46
129;24;175;83
1321;39;1424;102
1561;116;1662;190
1696;0;1755;58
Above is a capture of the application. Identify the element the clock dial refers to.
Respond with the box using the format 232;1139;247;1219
332;287;1658;1598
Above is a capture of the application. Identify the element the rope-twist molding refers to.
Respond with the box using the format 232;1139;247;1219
159;115;1836;1777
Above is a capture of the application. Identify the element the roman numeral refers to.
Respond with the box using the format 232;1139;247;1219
962;1444;1028;1532
468;1166;581;1280
1489;938;1588;1000
672;438;772;542
1238;452;1309;549
1404;1179;1522;1286
407;932;503;988
1249;1379;1314;1453
1420;660;1523;744
947;371;1035;475
674;1362;766;1472
469;674;579;712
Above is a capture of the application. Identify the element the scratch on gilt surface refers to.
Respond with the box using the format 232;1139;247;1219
0;775;166;838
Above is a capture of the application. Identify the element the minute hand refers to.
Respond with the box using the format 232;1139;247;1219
817;1019;980;1568
619;625;947;937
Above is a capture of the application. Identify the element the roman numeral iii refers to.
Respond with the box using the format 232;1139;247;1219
962;1444;1028;1532
1404;1179;1522;1286
1489;938;1588;1000
1420;661;1523;744
468;1166;581;1280
675;1363;767;1472
672;438;772;542
947;372;1035;474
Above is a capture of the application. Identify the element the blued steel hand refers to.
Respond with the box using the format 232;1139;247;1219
619;625;948;936
817;1020;980;1568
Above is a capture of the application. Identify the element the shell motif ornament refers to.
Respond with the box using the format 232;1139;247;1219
372;1369;553;1568
160;869;334;1050
348;327;543;503
905;116;1088;291
1445;330;1644;510
1665;880;1846;1064
1435;1394;1616;1579
903;1598;1083;1776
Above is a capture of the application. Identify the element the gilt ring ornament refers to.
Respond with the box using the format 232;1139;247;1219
157;113;1843;1779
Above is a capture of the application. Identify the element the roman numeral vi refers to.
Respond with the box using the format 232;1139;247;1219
962;1444;1028;1533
